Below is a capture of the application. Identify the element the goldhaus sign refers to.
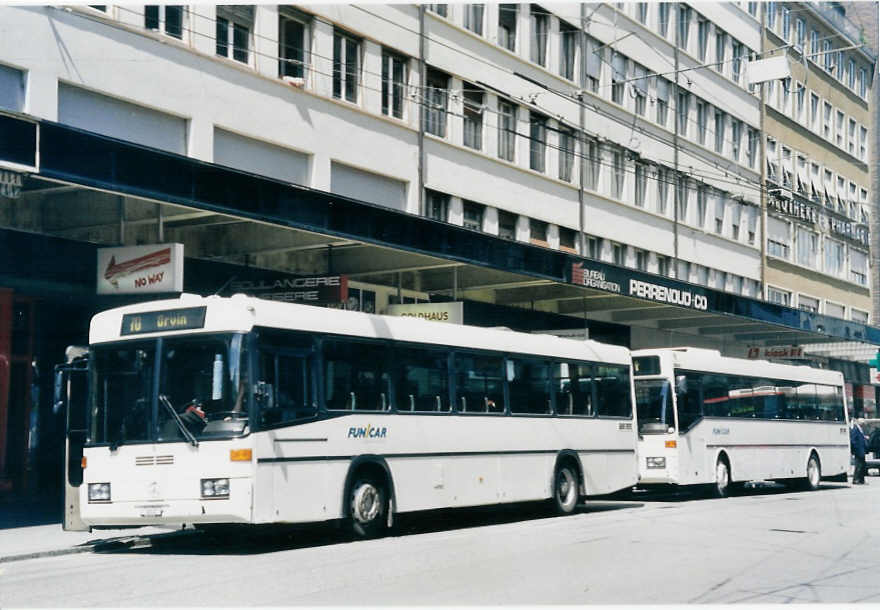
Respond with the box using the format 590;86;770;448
386;302;463;324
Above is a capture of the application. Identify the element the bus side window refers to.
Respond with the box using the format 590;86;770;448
508;358;551;415
677;372;703;431
595;364;631;418
324;340;392;412
797;384;818;420
393;346;449;412
454;352;504;413
554;361;589;416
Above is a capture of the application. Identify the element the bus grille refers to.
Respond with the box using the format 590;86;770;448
135;455;175;466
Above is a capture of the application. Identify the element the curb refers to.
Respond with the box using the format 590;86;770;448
0;544;97;564
0;530;197;564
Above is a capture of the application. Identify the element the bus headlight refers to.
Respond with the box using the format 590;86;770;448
201;478;230;499
88;482;112;502
646;457;667;469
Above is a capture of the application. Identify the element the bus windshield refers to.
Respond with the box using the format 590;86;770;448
634;379;675;434
89;333;248;445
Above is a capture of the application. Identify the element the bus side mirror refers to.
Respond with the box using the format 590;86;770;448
675;375;688;394
53;369;64;414
254;381;274;409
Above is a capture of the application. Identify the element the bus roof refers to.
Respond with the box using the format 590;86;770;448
632;347;844;386
90;294;631;364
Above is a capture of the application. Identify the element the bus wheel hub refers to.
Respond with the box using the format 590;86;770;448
352;483;380;523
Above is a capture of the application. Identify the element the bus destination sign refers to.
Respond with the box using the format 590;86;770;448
121;306;207;336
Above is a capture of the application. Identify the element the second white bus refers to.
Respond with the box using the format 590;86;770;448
632;348;850;496
62;294;638;536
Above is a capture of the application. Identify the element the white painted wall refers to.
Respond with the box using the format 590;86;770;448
0;3;775;292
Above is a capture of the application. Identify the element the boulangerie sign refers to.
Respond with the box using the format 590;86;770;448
97;243;184;294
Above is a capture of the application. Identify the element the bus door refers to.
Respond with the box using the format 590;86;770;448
634;375;678;484
54;350;89;531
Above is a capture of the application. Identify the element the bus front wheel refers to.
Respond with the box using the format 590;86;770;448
552;464;579;515
348;477;388;538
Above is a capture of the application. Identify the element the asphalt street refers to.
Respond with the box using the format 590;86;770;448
1;481;878;605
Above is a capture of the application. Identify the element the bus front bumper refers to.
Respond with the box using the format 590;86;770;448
80;478;253;527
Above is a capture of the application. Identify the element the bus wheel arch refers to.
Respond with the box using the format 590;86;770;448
551;451;583;515
342;456;395;538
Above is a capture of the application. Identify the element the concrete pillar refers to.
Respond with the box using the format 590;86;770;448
362;40;382;117
484;206;499;236
190;5;215;57
448;77;463;147
253;5;278;79
448;196;463;226
188;117;213;162
25;69;57;121
312;19;334;99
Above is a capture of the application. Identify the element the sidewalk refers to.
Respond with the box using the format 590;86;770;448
0;494;184;563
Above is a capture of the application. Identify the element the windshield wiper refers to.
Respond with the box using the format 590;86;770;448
158;394;199;447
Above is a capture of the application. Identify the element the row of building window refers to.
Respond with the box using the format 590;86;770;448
428;3;761;171
130;5;766;191
625;2;757;91
766;136;869;223
766;215;869;286
426;189;761;299
765;1;871;100
766;78;870;163
766;286;870;323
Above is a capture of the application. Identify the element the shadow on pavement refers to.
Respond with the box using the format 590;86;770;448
617;481;851;503
93;499;643;557
0;494;62;530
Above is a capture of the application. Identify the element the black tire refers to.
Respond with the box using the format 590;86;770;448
729;481;748;496
552;463;579;515
347;477;388;539
710;458;731;498
802;454;821;491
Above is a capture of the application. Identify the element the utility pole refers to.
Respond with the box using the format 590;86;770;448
673;4;681;276
578;3;587;257
759;2;768;298
418;4;426;218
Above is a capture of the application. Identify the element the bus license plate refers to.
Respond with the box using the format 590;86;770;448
139;506;165;518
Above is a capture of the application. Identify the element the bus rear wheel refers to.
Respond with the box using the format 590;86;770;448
802;454;821;491
711;458;730;498
348;477;388;539
552;464;579;515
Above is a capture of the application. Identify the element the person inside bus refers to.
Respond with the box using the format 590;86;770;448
851;418;868;485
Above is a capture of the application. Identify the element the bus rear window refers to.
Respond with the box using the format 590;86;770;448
633;356;661;376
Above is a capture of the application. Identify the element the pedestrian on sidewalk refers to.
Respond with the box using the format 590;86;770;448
851;418;868;485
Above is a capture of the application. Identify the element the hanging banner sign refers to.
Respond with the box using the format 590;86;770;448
386;302;463;324
229;275;348;304
97;243;184;294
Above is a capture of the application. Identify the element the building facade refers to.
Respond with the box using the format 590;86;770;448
0;2;875;495
762;1;874;326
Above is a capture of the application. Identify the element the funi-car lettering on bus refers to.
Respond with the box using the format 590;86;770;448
347;424;388;439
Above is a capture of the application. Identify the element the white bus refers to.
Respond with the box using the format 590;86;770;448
632;348;850;497
61;294;638;536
